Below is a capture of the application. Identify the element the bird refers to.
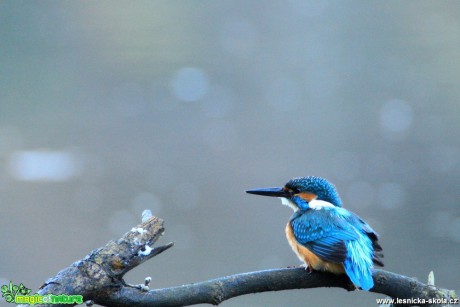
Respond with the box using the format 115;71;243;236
246;176;383;291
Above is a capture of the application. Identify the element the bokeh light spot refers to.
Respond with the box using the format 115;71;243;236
172;67;209;102
8;150;80;182
380;99;413;138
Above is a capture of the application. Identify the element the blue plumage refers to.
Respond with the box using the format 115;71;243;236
344;240;374;291
246;176;384;291
290;209;358;263
286;176;342;207
290;207;379;290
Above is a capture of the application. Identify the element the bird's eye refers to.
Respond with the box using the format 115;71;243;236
286;188;298;195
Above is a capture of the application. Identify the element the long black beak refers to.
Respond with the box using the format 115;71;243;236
246;187;290;198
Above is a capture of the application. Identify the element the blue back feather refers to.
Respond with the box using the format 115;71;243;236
291;207;377;290
344;239;374;290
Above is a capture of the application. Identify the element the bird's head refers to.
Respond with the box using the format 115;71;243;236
246;176;342;211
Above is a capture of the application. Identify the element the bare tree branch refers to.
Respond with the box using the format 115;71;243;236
93;268;457;307
35;214;458;307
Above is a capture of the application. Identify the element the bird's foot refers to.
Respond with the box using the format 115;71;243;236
300;263;313;273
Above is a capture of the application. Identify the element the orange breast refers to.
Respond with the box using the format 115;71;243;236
285;222;344;274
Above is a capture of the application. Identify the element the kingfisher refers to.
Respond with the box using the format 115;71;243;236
246;176;383;291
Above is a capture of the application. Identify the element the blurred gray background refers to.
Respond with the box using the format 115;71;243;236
1;1;460;306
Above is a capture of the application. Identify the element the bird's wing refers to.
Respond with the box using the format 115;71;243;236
342;210;384;266
290;208;359;263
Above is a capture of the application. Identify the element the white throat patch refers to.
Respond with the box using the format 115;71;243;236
279;197;335;211
280;197;298;212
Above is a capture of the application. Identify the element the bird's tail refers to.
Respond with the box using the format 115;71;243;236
344;240;374;291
